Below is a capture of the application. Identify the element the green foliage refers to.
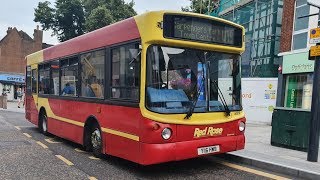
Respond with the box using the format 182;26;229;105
34;0;137;42
54;0;85;42
34;0;85;42
82;0;137;26
182;0;215;14
34;1;55;30
85;6;113;32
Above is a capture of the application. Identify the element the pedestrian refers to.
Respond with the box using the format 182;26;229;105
17;88;23;108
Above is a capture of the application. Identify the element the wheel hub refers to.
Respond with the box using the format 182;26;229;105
91;129;101;148
42;117;47;132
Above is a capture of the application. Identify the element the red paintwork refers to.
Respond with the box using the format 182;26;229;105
43;17;140;61
25;95;39;126
139;134;245;165
26;96;245;165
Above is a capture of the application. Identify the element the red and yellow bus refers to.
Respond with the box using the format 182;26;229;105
25;11;246;165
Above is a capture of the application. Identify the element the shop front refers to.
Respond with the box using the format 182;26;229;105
272;51;313;151
0;73;25;101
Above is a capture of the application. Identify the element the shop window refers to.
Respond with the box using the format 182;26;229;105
60;57;79;96
80;49;105;98
111;43;140;100
284;73;313;109
31;69;37;93
38;63;50;94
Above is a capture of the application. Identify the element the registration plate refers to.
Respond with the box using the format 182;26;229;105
197;145;220;155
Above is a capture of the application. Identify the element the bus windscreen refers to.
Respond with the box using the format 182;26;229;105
163;14;243;47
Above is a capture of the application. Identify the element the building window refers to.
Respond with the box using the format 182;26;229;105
31;69;37;93
292;0;310;50
111;43;140;100
50;61;60;95
60;57;79;96
80;49;105;98
292;32;308;50
284;73;313;109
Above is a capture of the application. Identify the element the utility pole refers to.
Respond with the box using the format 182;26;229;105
306;0;320;162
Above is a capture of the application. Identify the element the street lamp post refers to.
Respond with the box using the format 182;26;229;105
307;0;320;162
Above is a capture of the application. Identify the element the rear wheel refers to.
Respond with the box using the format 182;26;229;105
39;112;49;135
90;124;103;158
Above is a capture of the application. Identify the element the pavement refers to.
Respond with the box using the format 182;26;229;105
1;101;320;179
0;101;25;113
222;124;320;179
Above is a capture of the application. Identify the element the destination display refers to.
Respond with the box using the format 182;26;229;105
164;15;243;47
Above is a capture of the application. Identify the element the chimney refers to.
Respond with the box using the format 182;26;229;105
33;26;43;50
6;27;12;34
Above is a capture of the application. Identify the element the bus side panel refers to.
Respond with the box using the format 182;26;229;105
26;95;38;126
100;105;141;163
50;99;84;144
50;118;83;145
45;99;141;160
25;95;32;122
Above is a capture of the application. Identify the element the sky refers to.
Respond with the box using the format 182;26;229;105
0;0;190;45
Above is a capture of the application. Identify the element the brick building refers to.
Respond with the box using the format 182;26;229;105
0;26;51;101
276;0;319;109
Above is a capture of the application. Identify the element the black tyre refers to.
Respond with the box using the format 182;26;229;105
40;112;49;135
90;124;103;158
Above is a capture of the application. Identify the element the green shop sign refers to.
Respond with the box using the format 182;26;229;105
285;76;297;108
282;52;314;74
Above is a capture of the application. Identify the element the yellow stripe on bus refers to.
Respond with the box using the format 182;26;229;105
33;96;139;141
101;128;140;141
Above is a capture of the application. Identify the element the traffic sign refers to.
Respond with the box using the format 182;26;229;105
310;28;320;44
310;45;320;57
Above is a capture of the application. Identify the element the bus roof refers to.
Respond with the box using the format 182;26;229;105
27;10;244;65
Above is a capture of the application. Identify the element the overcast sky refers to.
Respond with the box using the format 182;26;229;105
0;0;190;45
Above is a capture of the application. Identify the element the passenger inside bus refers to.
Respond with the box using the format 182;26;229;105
62;83;75;95
90;76;103;98
84;80;95;97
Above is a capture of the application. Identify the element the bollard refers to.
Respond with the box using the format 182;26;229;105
2;95;7;109
0;96;2;108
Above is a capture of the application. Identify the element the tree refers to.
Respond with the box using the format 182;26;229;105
34;0;137;42
182;0;218;14
85;5;113;32
34;0;85;42
82;0;136;31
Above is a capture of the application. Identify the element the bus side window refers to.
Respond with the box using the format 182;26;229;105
60;57;79;96
111;43;140;101
80;49;105;98
31;69;37;94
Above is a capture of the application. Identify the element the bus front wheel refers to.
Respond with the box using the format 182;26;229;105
90;124;103;158
39;111;49;135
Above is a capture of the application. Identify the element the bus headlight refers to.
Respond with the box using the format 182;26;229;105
161;128;172;140
239;122;245;132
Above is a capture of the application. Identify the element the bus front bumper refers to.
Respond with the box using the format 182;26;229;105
139;134;245;165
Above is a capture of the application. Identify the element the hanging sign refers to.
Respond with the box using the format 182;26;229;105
310;27;320;44
310;45;320;57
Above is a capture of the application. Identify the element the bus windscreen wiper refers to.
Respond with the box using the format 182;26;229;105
211;80;230;116
184;58;206;119
184;78;204;119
